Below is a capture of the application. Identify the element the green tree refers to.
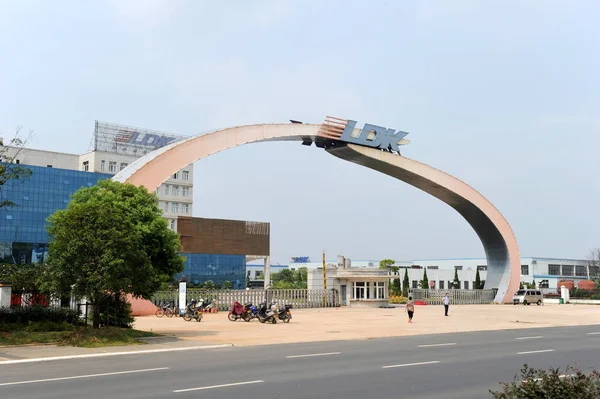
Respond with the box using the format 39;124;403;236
453;269;460;289
475;268;481;289
0;130;33;208
420;268;429;289
402;269;409;297
45;180;184;328
221;281;232;290
379;258;395;269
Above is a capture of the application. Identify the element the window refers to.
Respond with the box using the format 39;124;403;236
590;265;599;277
455;265;463;271
464;281;469;290
182;170;189;180
375;282;385;299
562;265;574;276
120;162;128;171
164;202;169;212
173;172;179;180
412;280;418;289
477;265;487;271
182;203;189;214
100;160;105;171
521;265;529;276
255;271;264;279
182;187;189;197
164;185;169;195
576;265;587;277
354;282;366;299
82;161;89;172
548;264;560;275
5;215;12;220
439;280;445;290
169;220;175;230
427;266;439;270
172;186;179;196
172;203;178;213
108;161;117;173
47;165;52;168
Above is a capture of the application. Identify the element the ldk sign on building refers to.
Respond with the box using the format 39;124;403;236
340;120;408;153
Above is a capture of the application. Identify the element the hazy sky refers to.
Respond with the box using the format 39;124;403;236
1;1;598;264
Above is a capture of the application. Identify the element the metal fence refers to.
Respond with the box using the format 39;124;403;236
408;289;496;304
152;288;340;311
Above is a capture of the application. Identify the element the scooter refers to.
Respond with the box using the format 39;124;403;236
257;302;278;324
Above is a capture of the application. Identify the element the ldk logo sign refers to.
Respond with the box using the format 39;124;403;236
339;121;408;153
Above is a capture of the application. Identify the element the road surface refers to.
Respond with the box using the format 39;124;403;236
1;325;599;398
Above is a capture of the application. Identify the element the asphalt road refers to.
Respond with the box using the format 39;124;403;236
1;325;600;399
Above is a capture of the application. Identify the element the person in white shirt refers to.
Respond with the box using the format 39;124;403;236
443;293;450;316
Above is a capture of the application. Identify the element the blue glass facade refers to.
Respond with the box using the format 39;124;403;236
0;164;112;264
180;253;246;289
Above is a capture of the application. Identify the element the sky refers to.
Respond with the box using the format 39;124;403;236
1;1;598;264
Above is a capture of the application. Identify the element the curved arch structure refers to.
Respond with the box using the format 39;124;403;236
113;122;520;303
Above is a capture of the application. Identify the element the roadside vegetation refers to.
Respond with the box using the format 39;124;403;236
0;307;157;347
491;364;600;398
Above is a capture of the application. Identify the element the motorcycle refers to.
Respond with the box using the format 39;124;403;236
228;301;249;321
277;304;292;323
257;302;278;324
182;299;203;322
242;302;258;322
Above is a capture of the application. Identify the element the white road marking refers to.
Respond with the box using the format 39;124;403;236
286;352;341;359
517;349;555;355
515;336;543;340
0;367;168;387
587;332;600;335
0;344;232;366
418;343;456;348
173;380;264;393
382;361;440;369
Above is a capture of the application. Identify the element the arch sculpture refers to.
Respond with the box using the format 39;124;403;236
113;117;520;303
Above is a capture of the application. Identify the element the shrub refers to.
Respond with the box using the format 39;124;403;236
490;364;600;399
0;306;79;325
94;293;134;328
573;289;594;298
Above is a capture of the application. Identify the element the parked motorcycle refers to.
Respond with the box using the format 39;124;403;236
228;301;249;321
242;302;258;322
277;304;292;323
183;299;203;322
257;302;278;324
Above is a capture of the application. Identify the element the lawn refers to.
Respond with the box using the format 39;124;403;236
0;322;158;347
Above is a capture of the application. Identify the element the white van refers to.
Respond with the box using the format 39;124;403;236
513;289;543;305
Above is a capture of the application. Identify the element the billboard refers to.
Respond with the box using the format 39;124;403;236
92;121;186;156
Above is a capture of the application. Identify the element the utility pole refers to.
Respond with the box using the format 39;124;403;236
323;251;327;307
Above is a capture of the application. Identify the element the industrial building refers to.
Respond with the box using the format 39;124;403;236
0;121;269;288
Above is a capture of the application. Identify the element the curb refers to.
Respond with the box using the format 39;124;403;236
0;343;234;365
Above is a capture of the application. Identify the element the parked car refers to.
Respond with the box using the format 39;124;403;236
513;289;543;305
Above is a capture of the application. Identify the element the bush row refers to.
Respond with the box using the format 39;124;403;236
572;289;600;299
0;306;80;325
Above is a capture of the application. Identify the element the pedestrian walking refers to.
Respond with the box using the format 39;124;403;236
405;296;415;323
443;293;450;316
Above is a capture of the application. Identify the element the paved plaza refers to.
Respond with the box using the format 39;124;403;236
133;303;600;346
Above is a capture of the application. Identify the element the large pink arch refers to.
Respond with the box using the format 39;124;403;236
113;122;520;303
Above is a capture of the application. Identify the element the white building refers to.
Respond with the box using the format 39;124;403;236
1;121;193;230
304;256;595;294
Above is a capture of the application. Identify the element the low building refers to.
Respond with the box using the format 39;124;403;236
308;266;396;308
